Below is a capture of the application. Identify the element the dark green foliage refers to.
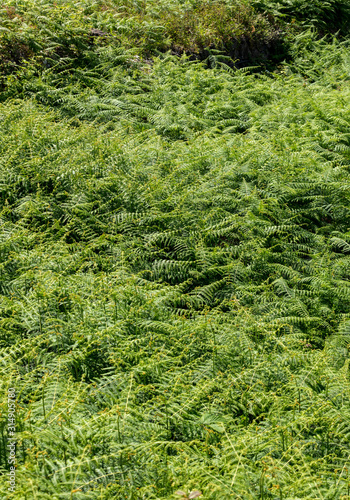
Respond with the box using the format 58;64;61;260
252;0;350;34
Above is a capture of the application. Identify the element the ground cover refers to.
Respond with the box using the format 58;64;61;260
2;0;349;92
1;1;350;499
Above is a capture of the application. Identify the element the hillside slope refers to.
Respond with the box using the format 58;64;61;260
2;1;350;499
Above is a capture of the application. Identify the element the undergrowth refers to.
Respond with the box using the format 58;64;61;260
0;0;310;91
1;2;350;499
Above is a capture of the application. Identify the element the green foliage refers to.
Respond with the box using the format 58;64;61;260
2;0;349;96
163;0;281;61
252;0;350;34
2;3;350;499
0;0;297;93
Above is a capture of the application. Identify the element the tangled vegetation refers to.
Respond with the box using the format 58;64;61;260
2;0;350;499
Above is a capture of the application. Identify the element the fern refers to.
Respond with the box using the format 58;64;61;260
1;6;350;498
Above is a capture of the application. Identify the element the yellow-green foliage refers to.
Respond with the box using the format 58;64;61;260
1;3;350;499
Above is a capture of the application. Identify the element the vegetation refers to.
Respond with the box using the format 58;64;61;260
2;0;350;498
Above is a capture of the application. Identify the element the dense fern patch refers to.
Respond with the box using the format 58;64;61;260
0;0;304;92
2;3;350;499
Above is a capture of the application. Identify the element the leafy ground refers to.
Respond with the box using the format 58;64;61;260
2;1;350;499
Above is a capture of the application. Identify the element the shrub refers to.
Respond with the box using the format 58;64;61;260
252;0;350;35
